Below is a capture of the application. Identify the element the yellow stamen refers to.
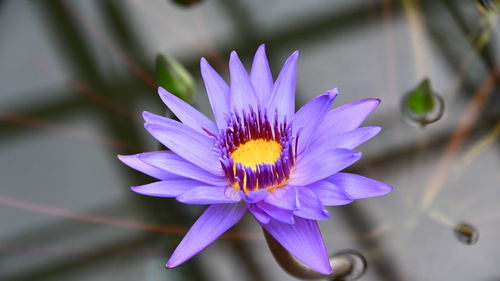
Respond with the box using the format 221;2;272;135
231;139;281;170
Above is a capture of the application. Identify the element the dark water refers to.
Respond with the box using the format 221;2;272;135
0;0;499;280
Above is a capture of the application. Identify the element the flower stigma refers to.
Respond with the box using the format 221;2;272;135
231;139;282;170
216;109;297;194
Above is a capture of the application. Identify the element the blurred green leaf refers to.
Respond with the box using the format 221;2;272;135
155;54;194;102
406;78;435;115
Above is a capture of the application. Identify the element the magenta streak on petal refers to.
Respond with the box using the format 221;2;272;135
166;203;247;268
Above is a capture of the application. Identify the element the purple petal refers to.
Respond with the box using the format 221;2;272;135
176;186;240;204
308;180;354;206
267;51;298;122
294;188;330;220
264;185;299;210
157;87;217;134
250;44;273;104
321;126;381;149
142;110;176;127
248;204;271;224
313;98;380;145
167;203;247;268
143;116;223;176
258;202;295;224
239;189;269;203
291;148;362;186
327;173;393;199
261;217;332;274
229;51;259;114
138;151;226;186
200;58;230;129
117;154;182;180
131;179;203;197
293;89;337;153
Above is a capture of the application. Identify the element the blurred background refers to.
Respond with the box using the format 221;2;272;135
0;0;499;280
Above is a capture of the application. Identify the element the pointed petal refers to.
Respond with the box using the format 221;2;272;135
117;154;182;180
158;87;217;134
143;115;223;176
291;148;361;186
313;98;380;145
258;202;295;224
304;127;380;164
167;203;247;268
267;51;298;122
327;173;393;199
176;186;240;204
138;151;226;186
294;188;330;220
323;126;381;149
131;179;203;197
200;58;230;129
293;89;337;153
261;217;331;274
229;51;259;113
264;185;299;210
309;180;354;206
250;44;273;104
248;204;271;224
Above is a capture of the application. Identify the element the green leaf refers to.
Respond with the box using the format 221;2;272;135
406;78;435;115
155;54;194;102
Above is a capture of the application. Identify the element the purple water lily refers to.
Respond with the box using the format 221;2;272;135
119;45;392;274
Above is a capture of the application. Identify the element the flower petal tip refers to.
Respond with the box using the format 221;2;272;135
165;260;176;269
287;51;299;62
370;98;381;105
230;50;239;59
142;110;154;121
158;86;167;94
318;265;333;275
328;88;339;96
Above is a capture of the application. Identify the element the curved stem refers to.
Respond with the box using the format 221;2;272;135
263;229;366;280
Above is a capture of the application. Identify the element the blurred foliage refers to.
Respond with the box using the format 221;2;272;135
405;78;435;115
155;54;195;102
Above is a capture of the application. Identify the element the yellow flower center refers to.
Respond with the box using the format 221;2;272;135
231;139;281;170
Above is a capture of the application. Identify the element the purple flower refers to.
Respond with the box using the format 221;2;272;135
119;45;392;274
